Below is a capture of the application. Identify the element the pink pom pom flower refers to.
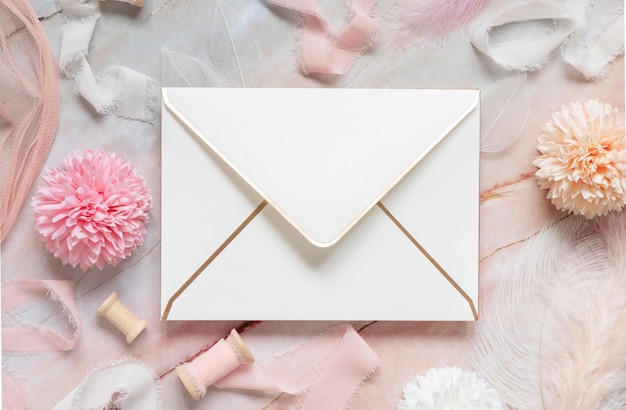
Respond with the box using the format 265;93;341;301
32;150;152;271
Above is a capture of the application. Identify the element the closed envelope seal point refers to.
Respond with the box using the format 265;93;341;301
162;88;479;248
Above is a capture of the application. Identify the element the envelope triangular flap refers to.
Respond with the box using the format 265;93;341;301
163;88;478;247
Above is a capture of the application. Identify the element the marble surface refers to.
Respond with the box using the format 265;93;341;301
2;0;624;408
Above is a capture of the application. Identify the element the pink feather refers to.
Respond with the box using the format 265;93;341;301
398;0;487;39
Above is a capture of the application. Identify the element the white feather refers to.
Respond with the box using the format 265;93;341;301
472;211;626;409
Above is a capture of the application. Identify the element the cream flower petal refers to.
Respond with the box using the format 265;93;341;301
533;99;626;219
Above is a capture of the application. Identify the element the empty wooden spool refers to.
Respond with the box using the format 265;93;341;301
97;292;147;343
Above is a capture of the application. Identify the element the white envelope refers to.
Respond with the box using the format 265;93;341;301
161;88;480;321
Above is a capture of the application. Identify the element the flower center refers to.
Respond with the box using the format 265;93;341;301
74;191;110;225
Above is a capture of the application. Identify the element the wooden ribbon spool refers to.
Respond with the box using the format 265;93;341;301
96;292;147;343
176;328;255;401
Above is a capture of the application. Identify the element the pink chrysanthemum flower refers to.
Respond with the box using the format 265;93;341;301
32;150;152;271
533;99;626;219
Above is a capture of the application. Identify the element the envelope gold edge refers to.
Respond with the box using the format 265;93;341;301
376;201;479;320
161;200;268;320
162;88;479;248
162;197;478;320
161;88;479;321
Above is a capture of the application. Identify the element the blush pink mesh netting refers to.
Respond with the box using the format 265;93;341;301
0;0;60;243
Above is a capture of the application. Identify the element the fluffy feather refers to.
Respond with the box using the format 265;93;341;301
397;0;487;41
471;211;626;409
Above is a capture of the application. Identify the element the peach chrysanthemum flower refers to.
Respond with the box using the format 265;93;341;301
533;99;625;219
32;150;152;271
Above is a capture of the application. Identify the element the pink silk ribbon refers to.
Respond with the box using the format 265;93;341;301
2;280;81;409
266;0;378;75
51;325;376;409
215;325;379;409
2;373;26;410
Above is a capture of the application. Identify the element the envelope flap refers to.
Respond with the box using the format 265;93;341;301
163;88;478;247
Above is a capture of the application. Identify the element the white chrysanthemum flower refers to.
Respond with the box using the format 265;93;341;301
533;99;625;219
397;366;504;410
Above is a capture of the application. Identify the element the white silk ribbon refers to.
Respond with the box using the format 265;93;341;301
561;1;625;78
471;0;624;79
52;360;161;410
59;0;157;122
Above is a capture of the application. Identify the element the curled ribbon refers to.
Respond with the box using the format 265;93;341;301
471;0;624;79
2;280;81;410
265;0;378;75
59;0;157;122
179;324;380;409
52;359;161;410
51;325;378;409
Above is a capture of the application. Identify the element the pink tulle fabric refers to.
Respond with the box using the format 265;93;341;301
32;150;152;271
0;0;60;243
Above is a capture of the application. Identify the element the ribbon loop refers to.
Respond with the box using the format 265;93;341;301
2;279;81;351
2;280;81;410
58;0;156;122
215;325;380;409
51;360;161;410
471;0;624;79
266;0;377;75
